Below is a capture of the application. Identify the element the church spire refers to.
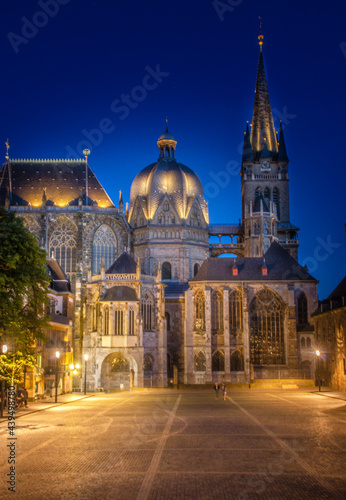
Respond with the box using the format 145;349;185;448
250;25;278;155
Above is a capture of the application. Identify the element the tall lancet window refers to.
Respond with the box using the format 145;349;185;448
194;291;205;331
249;289;285;365
49;221;77;277
273;188;280;219
142;292;154;331
92;224;117;274
211;290;223;332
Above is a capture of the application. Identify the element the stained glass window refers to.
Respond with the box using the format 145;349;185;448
194;291;205;331
49;221;77;276
211;290;223;332
93;224;117;274
250;289;285;365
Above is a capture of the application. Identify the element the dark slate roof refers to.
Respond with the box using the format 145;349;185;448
106;252;137;274
277;221;299;230
46;257;71;292
0;160;114;208
164;282;189;298
327;276;346;301
101;286;138;302
191;241;316;282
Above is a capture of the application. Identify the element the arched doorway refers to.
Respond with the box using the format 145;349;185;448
101;352;137;391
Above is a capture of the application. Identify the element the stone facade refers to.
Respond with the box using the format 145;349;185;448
311;277;346;390
83;253;167;390
184;276;318;386
0;37;320;389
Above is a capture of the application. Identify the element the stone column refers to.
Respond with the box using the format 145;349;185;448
205;287;212;383
287;285;298;372
242;284;251;385
184;289;193;384
223;288;230;381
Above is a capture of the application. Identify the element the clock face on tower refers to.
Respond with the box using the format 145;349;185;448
261;160;271;171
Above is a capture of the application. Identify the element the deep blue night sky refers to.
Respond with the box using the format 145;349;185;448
1;0;345;298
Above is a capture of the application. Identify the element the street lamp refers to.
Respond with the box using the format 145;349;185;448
55;351;60;403
1;345;7;418
316;350;321;392
84;354;88;395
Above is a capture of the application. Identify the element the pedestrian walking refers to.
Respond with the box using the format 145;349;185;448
222;383;227;400
22;387;29;408
214;383;219;398
16;388;25;408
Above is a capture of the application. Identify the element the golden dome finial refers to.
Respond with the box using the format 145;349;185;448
258;16;263;52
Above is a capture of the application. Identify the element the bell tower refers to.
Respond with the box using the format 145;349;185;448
241;28;299;259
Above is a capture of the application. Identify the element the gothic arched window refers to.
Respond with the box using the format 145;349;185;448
111;353;129;372
297;293;308;326
307;337;311;348
142;292;154;330
49;221;77;276
264;187;270;200
194;263;200;277
129;308;135;335
301;337;306;348
229;289;243;334
194;351;206;372
255;187;261;200
249;289;285;365
230;349;244;371
212;350;225;372
273;187;280;219
162;262;172;280
23;216;41;241
194;291;205;331
114;309;124;335
92;224;117;275
211;290;223;332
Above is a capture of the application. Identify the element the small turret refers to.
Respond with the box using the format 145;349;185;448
277;121;289;163
242;122;253;163
119;190;124;213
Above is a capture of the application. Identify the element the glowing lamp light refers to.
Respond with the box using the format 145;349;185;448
69;364;74;370
84;354;88;361
73;369;77;375
76;363;80;369
2;345;7;354
316;350;320;356
56;351;60;359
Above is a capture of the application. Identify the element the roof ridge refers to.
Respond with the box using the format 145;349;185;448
10;158;84;163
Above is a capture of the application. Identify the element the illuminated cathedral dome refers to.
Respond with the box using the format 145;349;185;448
129;129;208;225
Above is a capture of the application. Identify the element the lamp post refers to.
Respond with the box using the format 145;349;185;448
84;354;88;395
316;350;321;392
55;351;60;403
1;345;7;418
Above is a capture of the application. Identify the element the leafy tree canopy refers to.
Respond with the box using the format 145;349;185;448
0;209;49;360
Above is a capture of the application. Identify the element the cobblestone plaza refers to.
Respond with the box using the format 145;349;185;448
1;389;346;499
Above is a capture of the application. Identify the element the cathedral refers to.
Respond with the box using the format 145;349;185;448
0;34;318;391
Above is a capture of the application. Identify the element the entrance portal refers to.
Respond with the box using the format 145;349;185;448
101;352;136;391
